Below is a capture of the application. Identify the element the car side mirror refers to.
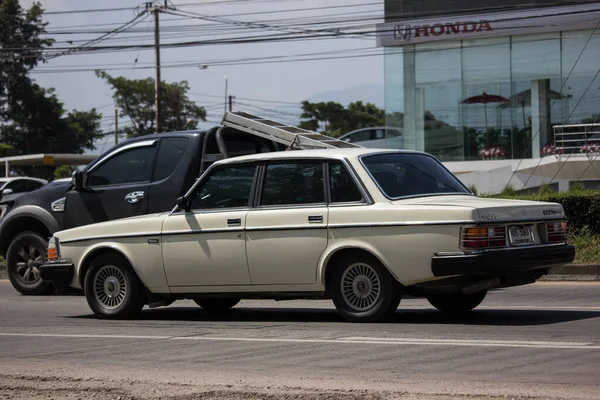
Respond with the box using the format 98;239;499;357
2;189;13;195
176;196;190;212
72;171;84;190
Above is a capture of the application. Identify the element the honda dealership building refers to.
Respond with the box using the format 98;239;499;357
377;0;600;193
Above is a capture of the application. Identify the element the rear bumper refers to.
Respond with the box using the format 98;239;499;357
40;260;74;290
432;243;575;277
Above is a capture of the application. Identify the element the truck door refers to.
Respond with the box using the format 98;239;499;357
63;139;158;229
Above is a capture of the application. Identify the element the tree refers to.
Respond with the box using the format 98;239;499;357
299;101;384;137
0;0;53;120
0;84;103;179
96;71;207;137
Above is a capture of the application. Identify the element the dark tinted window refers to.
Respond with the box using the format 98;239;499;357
362;153;470;198
189;165;256;210
5;180;28;193
88;146;156;187
154;137;188;182
261;163;324;206
346;130;373;143
329;162;362;203
24;181;44;191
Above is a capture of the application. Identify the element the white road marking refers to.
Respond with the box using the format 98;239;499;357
0;332;598;350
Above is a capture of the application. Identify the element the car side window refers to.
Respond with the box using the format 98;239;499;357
188;165;256;210
261;162;324;206
329;162;363;203
24;181;44;191
153;137;189;182
87;146;156;187
5;180;29;193
347;130;372;143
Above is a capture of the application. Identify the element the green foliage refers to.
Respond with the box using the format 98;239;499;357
493;190;600;235
569;227;600;264
96;71;206;137
538;183;554;195
299;100;384;137
53;165;74;180
500;185;516;196
569;182;586;192
468;184;478;196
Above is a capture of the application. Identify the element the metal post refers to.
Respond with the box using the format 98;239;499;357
229;95;233;112
198;65;227;115
153;7;162;133
114;107;119;145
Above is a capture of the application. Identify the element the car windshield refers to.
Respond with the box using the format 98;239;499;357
361;153;470;199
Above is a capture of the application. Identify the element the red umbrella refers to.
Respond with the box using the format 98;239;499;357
461;91;509;130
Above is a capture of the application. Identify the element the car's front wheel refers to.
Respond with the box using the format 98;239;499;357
6;232;54;295
330;253;401;322
84;254;145;319
194;298;240;313
426;291;487;313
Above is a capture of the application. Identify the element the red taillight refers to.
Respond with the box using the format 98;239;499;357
461;227;506;249
546;222;568;243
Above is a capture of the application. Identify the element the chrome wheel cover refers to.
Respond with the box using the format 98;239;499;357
15;244;44;284
93;265;127;310
341;263;381;311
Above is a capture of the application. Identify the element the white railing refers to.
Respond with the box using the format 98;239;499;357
553;123;600;156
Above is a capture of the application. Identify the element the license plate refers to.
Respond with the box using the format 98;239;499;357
508;225;534;246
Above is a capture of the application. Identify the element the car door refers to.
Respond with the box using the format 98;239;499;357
245;160;329;285
161;163;257;288
63;139;158;229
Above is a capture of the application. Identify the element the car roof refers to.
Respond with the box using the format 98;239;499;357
213;148;426;166
0;177;48;183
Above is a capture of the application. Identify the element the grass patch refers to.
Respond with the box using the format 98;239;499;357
570;230;600;265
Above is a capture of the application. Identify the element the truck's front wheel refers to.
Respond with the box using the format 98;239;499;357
6;232;54;295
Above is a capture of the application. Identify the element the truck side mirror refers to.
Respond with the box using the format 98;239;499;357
176;196;190;212
72;171;84;190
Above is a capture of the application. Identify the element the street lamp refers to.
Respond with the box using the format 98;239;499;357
198;65;228;115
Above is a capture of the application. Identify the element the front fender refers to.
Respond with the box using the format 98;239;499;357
0;205;60;255
74;240;170;293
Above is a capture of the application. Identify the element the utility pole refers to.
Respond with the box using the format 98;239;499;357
144;1;170;133
114;107;119;145
228;95;234;112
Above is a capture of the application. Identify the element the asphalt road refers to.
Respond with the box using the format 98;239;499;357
1;280;599;399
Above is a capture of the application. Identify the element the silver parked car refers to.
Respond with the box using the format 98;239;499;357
339;127;404;149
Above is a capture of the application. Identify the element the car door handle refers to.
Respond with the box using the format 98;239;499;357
308;215;323;223
125;191;145;204
227;218;241;226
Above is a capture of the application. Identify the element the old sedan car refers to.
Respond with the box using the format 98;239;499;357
39;149;575;322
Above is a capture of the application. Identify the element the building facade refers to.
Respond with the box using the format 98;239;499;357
377;1;600;193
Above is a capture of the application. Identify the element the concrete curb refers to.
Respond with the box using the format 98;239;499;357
540;264;600;281
0;263;598;283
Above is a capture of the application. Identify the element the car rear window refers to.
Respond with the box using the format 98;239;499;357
361;153;470;199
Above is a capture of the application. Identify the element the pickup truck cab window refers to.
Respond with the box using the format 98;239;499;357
260;162;325;206
153;137;189;182
188;165;256;210
87;146;156;187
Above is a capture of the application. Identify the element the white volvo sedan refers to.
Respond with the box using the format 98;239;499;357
40;149;575;322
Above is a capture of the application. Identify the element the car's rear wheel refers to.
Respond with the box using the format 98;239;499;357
330;253;401;322
193;298;240;312
426;291;487;313
84;254;145;319
6;232;54;295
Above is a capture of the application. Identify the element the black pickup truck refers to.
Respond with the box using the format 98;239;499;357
0;122;286;295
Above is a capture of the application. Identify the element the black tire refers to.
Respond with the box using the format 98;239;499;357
6;232;54;295
427;291;487;313
330;253;401;322
193;298;240;313
84;254;145;319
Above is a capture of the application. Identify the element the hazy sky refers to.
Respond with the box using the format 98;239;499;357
23;0;385;151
